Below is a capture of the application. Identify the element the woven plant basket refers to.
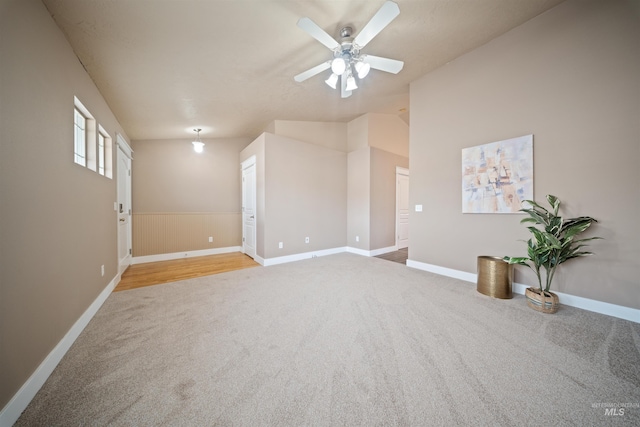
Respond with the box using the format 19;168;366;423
525;287;559;313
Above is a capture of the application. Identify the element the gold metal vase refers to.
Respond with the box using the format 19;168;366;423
477;256;513;299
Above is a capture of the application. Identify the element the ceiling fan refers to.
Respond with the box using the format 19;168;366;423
294;1;404;98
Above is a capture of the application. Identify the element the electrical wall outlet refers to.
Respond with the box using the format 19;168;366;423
356;236;360;242
208;236;213;243
101;265;105;277
305;237;310;243
279;242;283;249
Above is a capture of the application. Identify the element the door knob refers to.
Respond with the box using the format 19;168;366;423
119;218;126;222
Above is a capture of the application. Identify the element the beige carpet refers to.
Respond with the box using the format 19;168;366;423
16;253;640;426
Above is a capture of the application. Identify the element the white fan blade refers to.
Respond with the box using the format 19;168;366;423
297;17;340;50
341;72;352;98
294;61;331;82
363;54;404;74
353;1;400;49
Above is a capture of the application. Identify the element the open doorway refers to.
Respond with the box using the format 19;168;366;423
376;166;409;265
396;167;409;249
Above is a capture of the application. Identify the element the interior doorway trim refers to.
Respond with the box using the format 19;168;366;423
395;166;409;250
116;134;133;275
241;156;257;259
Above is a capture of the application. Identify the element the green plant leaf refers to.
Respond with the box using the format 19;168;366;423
547;194;560;215
562;217;597;238
521;209;549;226
547;216;562;235
503;256;530;265
523;199;548;213
504;194;601;293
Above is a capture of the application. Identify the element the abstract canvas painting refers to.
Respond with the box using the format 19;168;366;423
462;135;533;213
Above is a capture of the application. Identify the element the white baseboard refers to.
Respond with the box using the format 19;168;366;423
406;259;477;283
346;245;397;257
345;247;370;257
262;245;398;266
131;246;243;265
0;275;119;427
407;259;639;323
262;247;347;266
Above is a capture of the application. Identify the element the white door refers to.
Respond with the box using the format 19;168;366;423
241;156;256;259
396;167;410;249
117;135;133;274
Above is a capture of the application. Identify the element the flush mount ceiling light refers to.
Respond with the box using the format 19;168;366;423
192;128;204;153
294;1;404;98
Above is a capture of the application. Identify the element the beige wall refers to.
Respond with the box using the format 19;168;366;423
0;0;130;408
370;148;409;249
346;114;409;252
346;113;409;156
368;114;410;158
255;115;408;258
347;148;371;249
347;147;410;251
409;0;640;309
270;120;348;152
131;137;251;256
132;138;251;212
263;133;348;259
347;115;369;152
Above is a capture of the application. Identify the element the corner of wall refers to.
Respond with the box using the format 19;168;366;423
264;121;276;134
347;114;369;152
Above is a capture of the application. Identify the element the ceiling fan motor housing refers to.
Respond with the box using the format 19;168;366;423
293;1;404;97
340;26;353;39
333;26;361;71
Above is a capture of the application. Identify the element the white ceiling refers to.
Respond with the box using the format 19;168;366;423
41;0;565;141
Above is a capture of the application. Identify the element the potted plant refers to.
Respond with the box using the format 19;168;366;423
503;194;601;313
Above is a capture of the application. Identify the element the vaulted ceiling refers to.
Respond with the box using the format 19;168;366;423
41;0;565;140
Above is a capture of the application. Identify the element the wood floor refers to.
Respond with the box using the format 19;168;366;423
115;249;407;292
114;252;260;292
374;247;408;264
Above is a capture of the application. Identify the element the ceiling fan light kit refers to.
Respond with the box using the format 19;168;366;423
192;128;204;153
294;1;404;98
325;73;339;89
331;57;347;75
355;61;371;79
346;73;358;91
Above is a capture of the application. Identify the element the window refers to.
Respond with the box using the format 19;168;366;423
98;125;113;179
74;97;112;178
98;132;105;175
73;97;96;169
74;108;86;166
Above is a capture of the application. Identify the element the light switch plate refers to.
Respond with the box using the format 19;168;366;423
415;204;423;212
